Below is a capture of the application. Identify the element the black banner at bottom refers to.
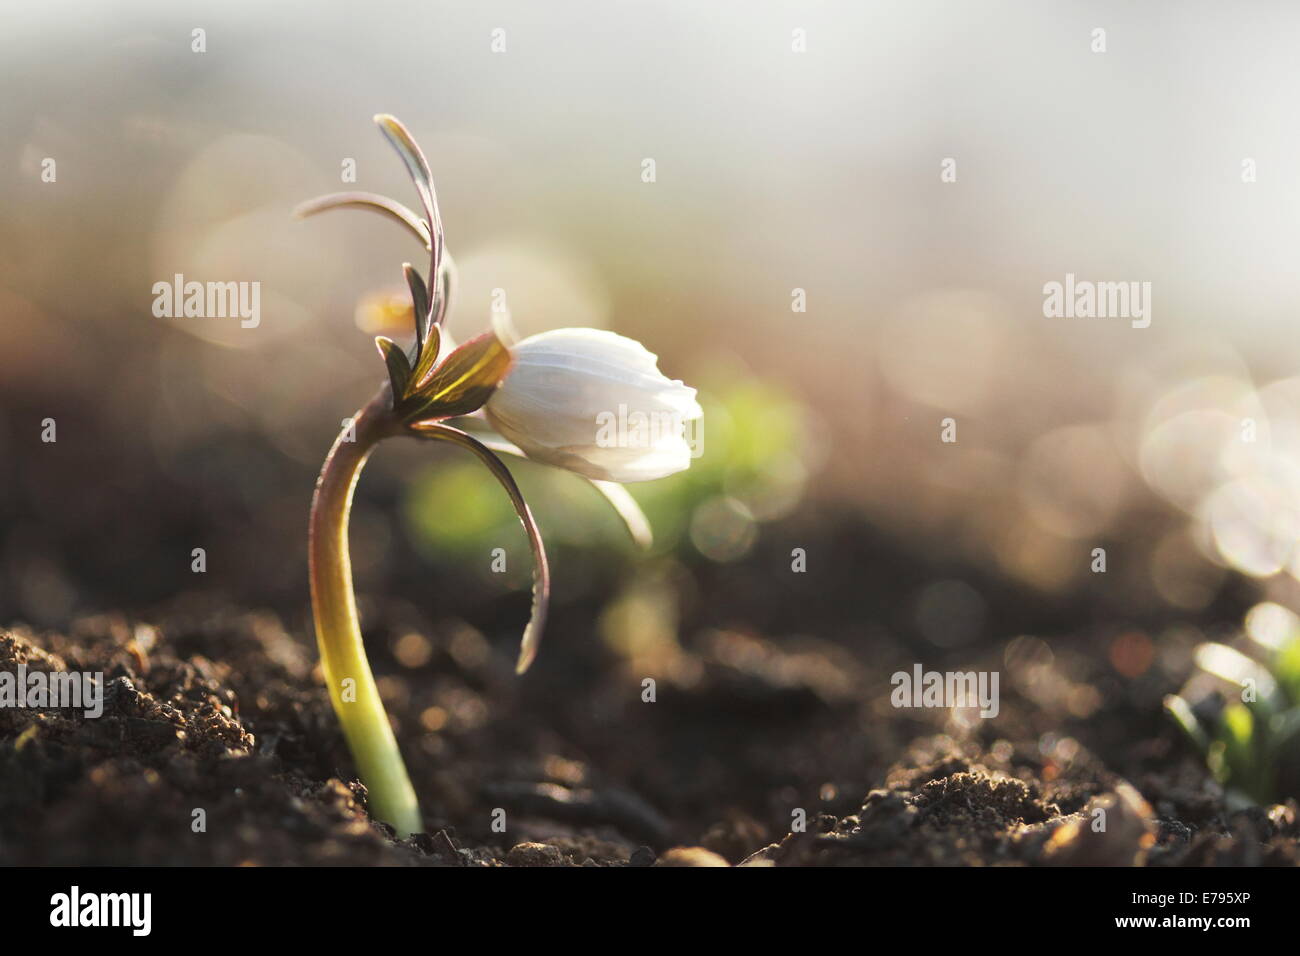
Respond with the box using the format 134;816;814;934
0;864;1285;941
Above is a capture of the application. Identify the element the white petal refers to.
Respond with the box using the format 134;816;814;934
485;328;701;482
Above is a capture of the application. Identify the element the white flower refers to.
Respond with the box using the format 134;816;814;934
485;327;702;482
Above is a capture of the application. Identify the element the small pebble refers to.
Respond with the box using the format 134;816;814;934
628;846;656;867
506;842;565;867
654;846;730;867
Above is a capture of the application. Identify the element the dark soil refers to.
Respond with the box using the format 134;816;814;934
2;529;1296;866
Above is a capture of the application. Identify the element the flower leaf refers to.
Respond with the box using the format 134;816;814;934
293;191;431;249
375;336;412;398
409;423;550;674
404;263;432;358
401;331;513;422
373;114;438;235
465;430;653;550
588;480;654;550
374;114;445;329
408;324;444;400
431;252;457;330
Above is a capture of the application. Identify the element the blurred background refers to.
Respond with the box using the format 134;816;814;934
4;0;1300;795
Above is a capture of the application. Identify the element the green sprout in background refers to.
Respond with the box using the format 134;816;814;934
297;115;701;836
404;370;816;569
402;369;818;673
1164;601;1300;808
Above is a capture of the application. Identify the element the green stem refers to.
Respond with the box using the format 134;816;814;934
308;388;422;836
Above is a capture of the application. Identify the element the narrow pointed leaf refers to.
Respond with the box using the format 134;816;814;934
1267;708;1300;761
375;336;412;398
409;326;443;399
373;115;445;330
1275;637;1300;706
294;191;431;249
431;253;457;329
410;423;550;674
374;115;437;227
490;306;520;347
1163;694;1210;754
402;330;513;421
1196;642;1283;715
449;427;654;549
403;263;431;356
1218;703;1256;795
588;480;653;549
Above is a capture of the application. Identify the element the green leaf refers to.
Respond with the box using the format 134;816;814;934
1275;638;1300;707
1266;709;1300;764
408;325;443;400
401;331;513;422
375;336;412;399
1221;702;1253;752
1195;642;1283;718
409;423;551;674
1163;694;1210;754
1206;739;1229;785
1218;703;1263;801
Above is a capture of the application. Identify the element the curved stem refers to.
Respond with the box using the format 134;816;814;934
308;387;422;836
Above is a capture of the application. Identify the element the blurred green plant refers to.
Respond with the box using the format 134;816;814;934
635;374;812;558
1164;603;1300;807
405;371;816;566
